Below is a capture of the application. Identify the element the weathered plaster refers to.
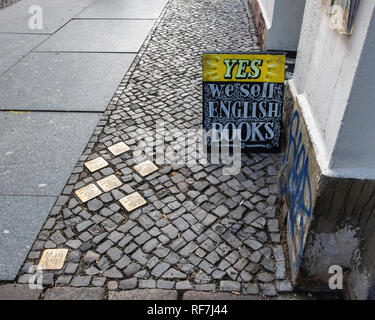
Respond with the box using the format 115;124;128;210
281;84;375;299
292;0;375;175
280;86;320;282
256;0;306;51
300;225;359;284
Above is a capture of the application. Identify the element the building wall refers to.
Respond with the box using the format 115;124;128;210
331;10;375;172
282;80;375;300
281;0;375;299
258;0;275;27
266;0;306;51
292;0;375;174
257;0;306;51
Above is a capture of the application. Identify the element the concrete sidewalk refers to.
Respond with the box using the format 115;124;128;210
0;0;20;10
0;0;168;281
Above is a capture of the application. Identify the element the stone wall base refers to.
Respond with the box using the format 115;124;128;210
280;83;375;300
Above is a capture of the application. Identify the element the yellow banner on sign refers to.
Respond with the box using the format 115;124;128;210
203;53;285;83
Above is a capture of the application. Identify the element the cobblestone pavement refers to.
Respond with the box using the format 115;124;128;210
15;0;293;299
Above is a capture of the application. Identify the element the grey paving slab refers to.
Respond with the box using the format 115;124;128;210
0;0;21;11
183;291;263;300
0;34;47;75
44;287;104;300
0;111;100;196
108;289;178;300
35;19;155;52
0;52;135;111
0;284;42;300
0;195;56;281
0;0;94;34
76;0;168;19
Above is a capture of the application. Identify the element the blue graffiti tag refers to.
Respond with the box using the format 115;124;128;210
280;110;312;268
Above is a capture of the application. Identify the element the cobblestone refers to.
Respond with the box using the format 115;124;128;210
119;278;137;290
220;281;241;292
139;279;156;289
157;280;175;289
71;276;91;287
176;280;193;290
277;280;293;293
260;283;277;297
103;267;123;279
65;263;78;275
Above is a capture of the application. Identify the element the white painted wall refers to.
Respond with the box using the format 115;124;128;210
293;0;322;94
332;11;375;170
291;0;375;176
258;0;306;51
258;0;275;27
266;0;306;51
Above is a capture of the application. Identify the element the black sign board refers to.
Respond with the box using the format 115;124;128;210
202;52;286;153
